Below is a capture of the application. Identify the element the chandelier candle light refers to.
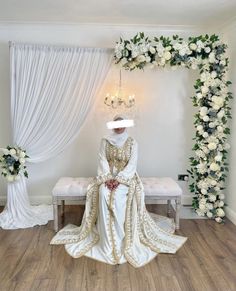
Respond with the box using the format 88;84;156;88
104;70;135;109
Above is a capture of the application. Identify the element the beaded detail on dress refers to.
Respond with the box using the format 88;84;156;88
105;136;133;175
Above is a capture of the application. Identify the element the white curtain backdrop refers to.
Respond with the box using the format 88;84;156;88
0;42;113;229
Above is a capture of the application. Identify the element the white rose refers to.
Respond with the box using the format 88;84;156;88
173;43;181;50
203;132;209;138
196;209;206;217
214;155;222;162
196;93;202;99
136;55;146;63
216;208;225;217
131;51;138;58
179;49;186;56
203;116;210;122
209;52;216;62
215;217;222;223
210;180;217;186
201;86;209;94
149;46;156;54
200;107;208;116
201;189;207;195
10;149;16;155
19;158;25;164
209;122;215;128
213;104;220;110
197;125;203;131
217;126;223;133
9;166;14;171
208;143;217;150
219;193;225;199
207;203;214;210
220;60;226;66
199;203;206;211
211;71;217;78
209;194;217;202
218;201;224;207
210;162;220;171
205;47;211;53
164;51;172;60
213;96;224;107
145;56;151;63
190;43;197;50
207;211;213;218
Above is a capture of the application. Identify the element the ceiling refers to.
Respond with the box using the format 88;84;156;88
0;0;235;27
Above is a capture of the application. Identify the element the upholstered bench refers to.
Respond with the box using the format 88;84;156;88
52;177;182;232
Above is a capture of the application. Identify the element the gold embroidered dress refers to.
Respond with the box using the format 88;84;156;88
50;136;188;268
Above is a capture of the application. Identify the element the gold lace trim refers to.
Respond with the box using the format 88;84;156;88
106;137;133;175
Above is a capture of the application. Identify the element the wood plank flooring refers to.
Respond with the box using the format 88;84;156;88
0;205;236;291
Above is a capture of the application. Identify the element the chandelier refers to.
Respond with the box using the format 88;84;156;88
104;70;135;109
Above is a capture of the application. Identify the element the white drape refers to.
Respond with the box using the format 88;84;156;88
0;42;113;229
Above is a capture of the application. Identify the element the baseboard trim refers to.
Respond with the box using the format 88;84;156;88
0;195;52;206
225;206;236;225
2;195;233;225
0;194;193;206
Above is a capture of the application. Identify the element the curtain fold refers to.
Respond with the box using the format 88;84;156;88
0;42;113;229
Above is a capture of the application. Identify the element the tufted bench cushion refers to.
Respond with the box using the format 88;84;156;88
52;177;182;197
52;177;183;232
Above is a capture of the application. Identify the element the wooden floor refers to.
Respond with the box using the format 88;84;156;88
0;205;236;291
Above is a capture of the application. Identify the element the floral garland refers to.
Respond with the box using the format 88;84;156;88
0;146;29;182
114;32;232;223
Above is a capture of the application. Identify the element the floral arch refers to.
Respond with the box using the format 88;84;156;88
114;32;232;223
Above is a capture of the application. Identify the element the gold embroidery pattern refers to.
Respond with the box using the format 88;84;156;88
51;136;187;267
106;137;133;175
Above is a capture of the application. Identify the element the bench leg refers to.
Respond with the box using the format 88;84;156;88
167;199;171;216
175;197;181;230
53;197;59;232
61;200;65;216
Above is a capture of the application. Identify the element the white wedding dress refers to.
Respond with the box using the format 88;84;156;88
50;135;188;268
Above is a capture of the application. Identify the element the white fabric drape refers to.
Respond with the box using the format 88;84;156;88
0;42;113;229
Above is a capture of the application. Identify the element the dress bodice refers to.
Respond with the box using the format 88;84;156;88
105;136;133;175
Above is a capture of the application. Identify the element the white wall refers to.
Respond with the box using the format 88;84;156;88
0;23;211;205
221;21;236;224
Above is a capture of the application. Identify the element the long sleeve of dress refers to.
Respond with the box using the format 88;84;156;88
115;139;138;186
96;138;113;184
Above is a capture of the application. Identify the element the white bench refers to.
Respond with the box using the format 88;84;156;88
52;177;183;232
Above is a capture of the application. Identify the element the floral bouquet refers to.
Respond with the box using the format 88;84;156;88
0;146;29;182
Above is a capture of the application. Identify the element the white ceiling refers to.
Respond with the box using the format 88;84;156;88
0;0;235;27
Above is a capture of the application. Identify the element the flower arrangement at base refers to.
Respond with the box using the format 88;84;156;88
0;146;29;182
114;32;233;223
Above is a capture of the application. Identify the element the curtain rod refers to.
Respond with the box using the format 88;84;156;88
8;40;114;51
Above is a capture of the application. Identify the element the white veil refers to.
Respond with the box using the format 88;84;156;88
104;114;129;148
